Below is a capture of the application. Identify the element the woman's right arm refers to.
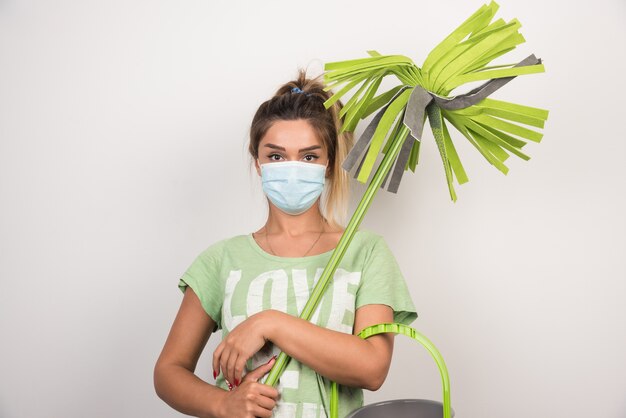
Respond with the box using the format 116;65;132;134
153;287;279;418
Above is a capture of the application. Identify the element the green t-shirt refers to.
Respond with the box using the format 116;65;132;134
178;228;418;418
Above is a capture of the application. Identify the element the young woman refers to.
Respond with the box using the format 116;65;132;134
154;70;418;418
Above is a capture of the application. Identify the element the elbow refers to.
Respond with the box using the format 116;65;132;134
364;375;385;392
153;362;165;400
361;362;389;391
356;342;393;391
153;360;173;401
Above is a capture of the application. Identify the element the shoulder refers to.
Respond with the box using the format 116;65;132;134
355;228;401;264
195;234;249;261
342;228;394;264
354;228;383;240
353;228;387;250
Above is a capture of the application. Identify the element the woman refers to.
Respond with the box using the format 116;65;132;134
154;69;418;418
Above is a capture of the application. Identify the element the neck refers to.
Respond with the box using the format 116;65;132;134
263;200;325;236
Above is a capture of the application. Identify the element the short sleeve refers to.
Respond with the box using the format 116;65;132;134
177;244;224;331
355;234;418;326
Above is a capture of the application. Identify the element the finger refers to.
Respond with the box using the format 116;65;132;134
243;356;277;383
251;404;274;418
256;382;280;400
212;343;225;379
234;355;248;386
254;393;277;411
226;350;239;386
219;349;232;388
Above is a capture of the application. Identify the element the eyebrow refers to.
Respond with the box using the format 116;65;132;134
264;144;322;152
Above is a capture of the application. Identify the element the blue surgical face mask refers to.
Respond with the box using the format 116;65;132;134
259;160;327;215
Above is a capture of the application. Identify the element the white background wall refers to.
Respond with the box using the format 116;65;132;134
1;1;624;417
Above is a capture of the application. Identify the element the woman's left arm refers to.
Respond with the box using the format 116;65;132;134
213;305;394;391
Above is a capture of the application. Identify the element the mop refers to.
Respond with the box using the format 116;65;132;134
264;3;548;417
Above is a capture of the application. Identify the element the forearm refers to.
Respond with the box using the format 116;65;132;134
265;310;388;390
154;362;226;418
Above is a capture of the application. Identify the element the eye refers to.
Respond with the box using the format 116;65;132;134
268;153;283;161
303;154;319;162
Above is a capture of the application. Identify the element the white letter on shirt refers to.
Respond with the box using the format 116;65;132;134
223;270;245;331
247;269;288;316
326;269;361;334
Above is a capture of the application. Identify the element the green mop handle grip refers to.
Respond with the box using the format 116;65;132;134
329;323;452;418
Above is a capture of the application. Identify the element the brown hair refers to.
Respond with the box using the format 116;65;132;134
249;69;354;228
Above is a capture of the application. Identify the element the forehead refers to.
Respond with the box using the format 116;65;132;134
259;119;324;150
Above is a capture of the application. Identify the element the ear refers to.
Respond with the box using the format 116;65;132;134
255;158;261;176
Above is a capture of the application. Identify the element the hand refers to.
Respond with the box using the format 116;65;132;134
213;310;274;388
216;356;279;418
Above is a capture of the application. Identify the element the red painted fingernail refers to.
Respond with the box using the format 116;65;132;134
213;370;217;379
234;379;240;387
266;355;277;364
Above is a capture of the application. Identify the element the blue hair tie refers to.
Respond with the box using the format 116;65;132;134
291;86;311;97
